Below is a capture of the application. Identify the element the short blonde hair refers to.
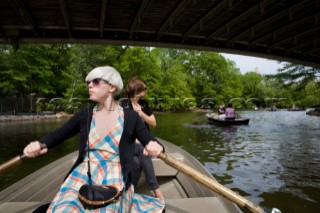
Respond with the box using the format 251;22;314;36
85;66;123;95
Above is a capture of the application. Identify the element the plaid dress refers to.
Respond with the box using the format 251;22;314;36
47;106;164;213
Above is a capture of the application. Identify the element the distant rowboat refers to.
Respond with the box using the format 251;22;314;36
206;113;250;125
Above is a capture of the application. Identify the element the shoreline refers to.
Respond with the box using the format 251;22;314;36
0;108;213;123
0;112;73;122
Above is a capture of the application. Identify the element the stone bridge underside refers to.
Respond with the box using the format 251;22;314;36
1;0;320;68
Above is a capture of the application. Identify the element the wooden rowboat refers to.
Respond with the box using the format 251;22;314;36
0;139;242;213
206;113;250;126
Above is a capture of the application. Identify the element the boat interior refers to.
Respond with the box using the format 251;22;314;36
0;139;241;213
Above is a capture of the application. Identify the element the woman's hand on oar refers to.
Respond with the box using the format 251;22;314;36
23;141;48;158
0;142;47;173
144;140;164;157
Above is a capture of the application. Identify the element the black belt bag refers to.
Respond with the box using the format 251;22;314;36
78;184;120;209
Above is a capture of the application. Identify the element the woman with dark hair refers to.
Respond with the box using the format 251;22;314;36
123;76;165;203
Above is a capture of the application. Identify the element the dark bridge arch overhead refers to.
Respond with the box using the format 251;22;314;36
1;0;320;68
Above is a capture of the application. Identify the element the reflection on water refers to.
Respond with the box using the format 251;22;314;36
0;111;319;212
151;110;320;213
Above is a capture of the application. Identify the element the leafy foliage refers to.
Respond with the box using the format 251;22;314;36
0;44;319;113
267;62;320;107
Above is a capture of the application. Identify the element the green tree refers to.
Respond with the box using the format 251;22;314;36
64;45;125;96
268;63;320;107
186;52;242;107
272;63;320;91
1;44;71;96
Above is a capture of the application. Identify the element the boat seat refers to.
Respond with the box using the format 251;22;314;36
165;197;230;213
135;152;185;190
152;152;184;177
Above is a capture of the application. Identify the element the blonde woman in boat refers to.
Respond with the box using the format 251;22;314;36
23;66;165;212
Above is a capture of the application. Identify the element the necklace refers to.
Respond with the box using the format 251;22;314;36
96;100;117;112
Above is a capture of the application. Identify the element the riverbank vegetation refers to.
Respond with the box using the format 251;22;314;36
0;44;319;113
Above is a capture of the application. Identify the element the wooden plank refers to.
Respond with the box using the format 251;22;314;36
165;197;229;213
0;152;76;202
0;202;43;213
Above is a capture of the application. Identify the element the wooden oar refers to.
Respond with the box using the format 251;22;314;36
0;143;47;174
158;152;265;213
0;154;27;173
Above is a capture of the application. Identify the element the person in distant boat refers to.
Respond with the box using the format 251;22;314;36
23;66;165;212
122;76;165;202
225;103;236;119
218;103;226;119
218;103;226;115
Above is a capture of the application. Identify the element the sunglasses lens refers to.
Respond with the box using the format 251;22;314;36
92;79;100;86
87;78;101;86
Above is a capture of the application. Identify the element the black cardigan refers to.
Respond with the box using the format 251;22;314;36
39;107;163;188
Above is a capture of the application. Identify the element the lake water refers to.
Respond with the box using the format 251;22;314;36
0;110;319;213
